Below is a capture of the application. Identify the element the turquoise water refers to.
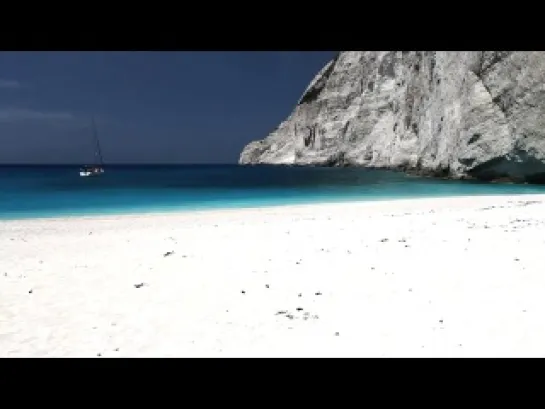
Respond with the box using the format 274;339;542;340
1;164;545;220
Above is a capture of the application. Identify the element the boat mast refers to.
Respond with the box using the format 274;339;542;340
91;116;104;166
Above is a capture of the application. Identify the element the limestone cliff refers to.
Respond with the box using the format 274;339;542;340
239;51;545;183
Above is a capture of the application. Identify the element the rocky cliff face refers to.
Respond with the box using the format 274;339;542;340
239;51;545;183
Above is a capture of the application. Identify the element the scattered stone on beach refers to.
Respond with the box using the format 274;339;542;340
265;284;269;288
380;238;389;242
163;251;174;257
315;292;322;296
114;348;119;352
97;353;102;357
134;283;147;288
296;307;303;311
276;310;287;315
28;289;33;294
241;290;246;294
439;319;443;324
514;258;520;261
298;293;302;297
335;332;340;336
408;288;412;292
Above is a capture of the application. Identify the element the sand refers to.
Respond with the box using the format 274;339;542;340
1;194;545;357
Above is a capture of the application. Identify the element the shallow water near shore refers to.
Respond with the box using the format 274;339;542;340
1;164;545;220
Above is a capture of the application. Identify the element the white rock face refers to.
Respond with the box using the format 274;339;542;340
239;51;545;182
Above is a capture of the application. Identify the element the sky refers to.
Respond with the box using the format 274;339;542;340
0;51;336;164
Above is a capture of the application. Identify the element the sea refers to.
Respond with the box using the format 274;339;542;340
1;164;545;220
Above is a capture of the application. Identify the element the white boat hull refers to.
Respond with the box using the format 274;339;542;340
79;168;104;177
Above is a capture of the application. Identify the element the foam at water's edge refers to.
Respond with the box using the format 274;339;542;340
2;189;543;221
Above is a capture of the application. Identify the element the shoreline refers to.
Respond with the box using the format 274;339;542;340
2;193;545;357
2;191;545;224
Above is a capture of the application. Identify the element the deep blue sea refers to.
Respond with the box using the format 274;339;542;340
1;164;545;220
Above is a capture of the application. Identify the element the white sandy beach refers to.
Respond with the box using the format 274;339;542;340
2;194;545;357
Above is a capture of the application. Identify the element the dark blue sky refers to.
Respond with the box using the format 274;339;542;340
0;51;335;164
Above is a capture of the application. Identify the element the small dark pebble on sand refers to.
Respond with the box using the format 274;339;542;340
163;251;174;257
296;307;303;311
265;284;269;288
241;290;246;294
28;289;33;294
315;292;322;296
276;311;287;315
134;283;146;288
114;348;119;352
380;238;389;242
298;293;302;297
335;332;340;336
514;258;520;261
439;319;443;324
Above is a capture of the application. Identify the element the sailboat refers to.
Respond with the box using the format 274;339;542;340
79;117;105;177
